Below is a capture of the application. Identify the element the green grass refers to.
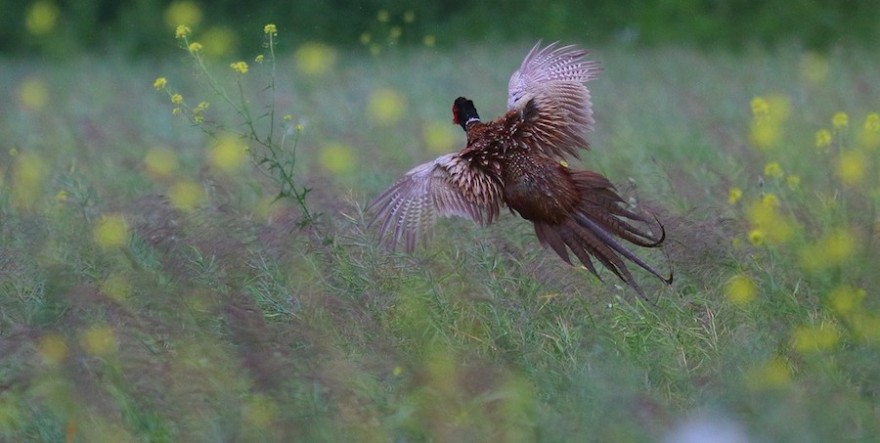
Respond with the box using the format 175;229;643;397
1;41;879;442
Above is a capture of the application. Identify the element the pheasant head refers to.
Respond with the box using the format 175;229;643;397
452;97;480;131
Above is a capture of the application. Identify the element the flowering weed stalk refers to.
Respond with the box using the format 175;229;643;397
156;24;318;228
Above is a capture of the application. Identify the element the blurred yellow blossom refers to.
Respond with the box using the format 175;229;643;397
786;175;800;190
423;35;436;47
832;112;849;129
171;93;183;105
377;9;390;22
799;228;857;272
815;129;832;149
791;321;840;354
763;161;784;179
144;146;178;177
100;273;132;303
81;324;117;356
210;135;248;172
201;26;237;57
165;2;202;29
264;23;277;35
750;97;769;118
170;180;205;211
746;356;791;390
728;187;743;205
243;394;278;427
19;77;49;111
55;189;68;203
37;334;68;366
193;101;209;123
836;150;866;186
746;194;794;244
860;112;880;150
188;42;203;53
828;286;865;317
865;112;880;132
747;229;765;246
11;152;45;209
295;42;337;76
423;120;458;153
25;1;59;36
725;274;757;306
230;61;248;74
153;77;167;90
389;26;402;40
368;88;406;126
360;32;371;45
93;214;129;249
175;24;191;39
403;11;416;23
851;313;880;343
319;141;357;175
800;52;829;85
254;54;264;63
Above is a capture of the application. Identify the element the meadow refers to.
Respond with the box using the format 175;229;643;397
1;26;879;442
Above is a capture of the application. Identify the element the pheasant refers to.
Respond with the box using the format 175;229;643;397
368;42;671;297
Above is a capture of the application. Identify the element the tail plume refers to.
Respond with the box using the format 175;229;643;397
534;170;671;298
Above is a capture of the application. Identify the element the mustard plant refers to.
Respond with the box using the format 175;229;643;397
155;24;319;228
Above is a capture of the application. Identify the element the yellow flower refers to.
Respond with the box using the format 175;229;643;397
763;161;784;179
295;42;337;76
389;26;402;40
836;150;866;186
172;107;182;116
93;214;129;249
264;24;277;35
832;112;849;129
283;114;293;122
800;52;829;85
175;24;192;39
828;286;865;317
319;141;357;175
360;32;371;45
81;324;117;356
188;42;203;53
815;129;832;149
144;146;178;176
55;189;68;203
367;88;406;126
166;2;202;29
19;77;49;111
792;321;840;354
171;93;183;105
243;394;278;427
255;54;264;63
727;187;743;205
101;273;132;302
377;9;390;22
746;357;791;390
169;180;205;211
210;135;248;172
750;97;769;118
230;61;249;74
25;1;60;36
865;112;880;132
786;175;800;190
423;35;436;47
38;334;68;366
153;77;168;90
423;120;457;154
403;11;416;23
725;274;757;306
747;229;765;246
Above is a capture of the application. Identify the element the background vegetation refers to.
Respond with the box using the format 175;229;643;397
2;1;880;442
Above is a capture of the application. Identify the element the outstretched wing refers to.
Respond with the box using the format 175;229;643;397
507;41;601;159
368;153;503;252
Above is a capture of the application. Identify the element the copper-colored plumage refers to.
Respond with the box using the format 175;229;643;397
369;42;671;297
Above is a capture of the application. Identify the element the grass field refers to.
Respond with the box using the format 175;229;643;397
1;37;879;442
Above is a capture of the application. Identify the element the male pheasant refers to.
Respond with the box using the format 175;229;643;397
369;42;671;297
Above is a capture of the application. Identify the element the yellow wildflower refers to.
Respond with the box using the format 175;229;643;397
423;35;436;47
815;129;832;149
210;135;248;172
295;42;337;76
170;180;205;211
153;77;167;90
81;324;117;356
786;175;800;190
750;97;769;118
748;229;765;246
860;112;880;150
170;93;183;105
55;189;68;203
93;214;129;249
175;24;192;39
319;141;357;175
166;2;202;29
367;88;406;126
283;114;293;122
188;42;203;53
836;150;866;186
725;274;757;306
832;112;849;129
255;54;264;63
792;321;840;354
144;146;178;177
727;187;743;205
264;24;277;35
172;107;182;116
865;112;880;132
377;9;390;22
389;26;402;40
403;11;416;23
763;161;784;179
360;32;371;45
38;334;68;366
828;286;865;317
746;357;791;390
26;1;59;36
230;61;249;74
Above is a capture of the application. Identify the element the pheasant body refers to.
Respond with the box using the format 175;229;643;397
369;42;670;297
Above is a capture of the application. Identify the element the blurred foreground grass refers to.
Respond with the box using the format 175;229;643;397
1;40;879;441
